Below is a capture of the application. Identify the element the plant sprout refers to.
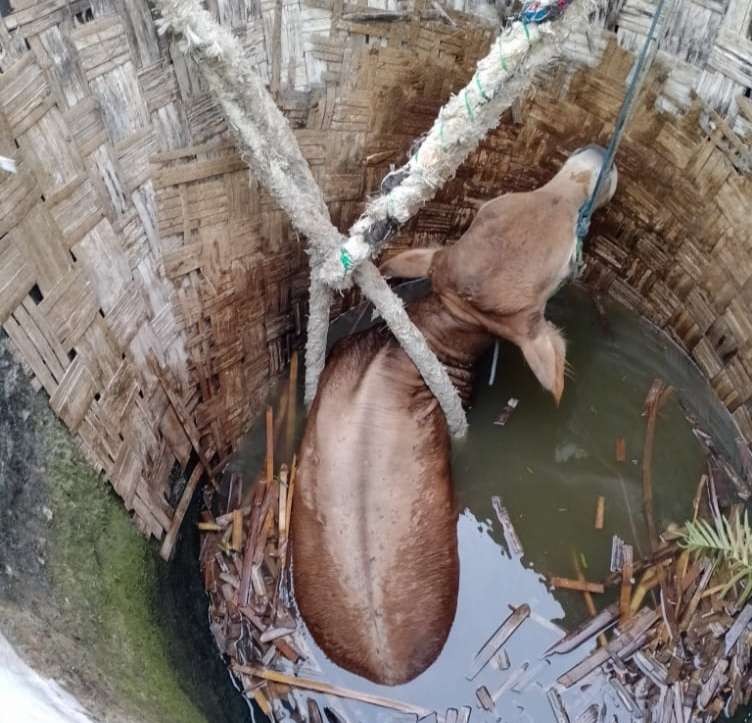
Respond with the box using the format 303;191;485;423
680;507;752;605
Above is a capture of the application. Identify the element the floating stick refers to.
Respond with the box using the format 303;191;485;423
232;666;429;716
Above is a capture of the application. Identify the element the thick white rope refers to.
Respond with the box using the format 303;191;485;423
321;1;596;288
155;0;469;435
156;0;601;438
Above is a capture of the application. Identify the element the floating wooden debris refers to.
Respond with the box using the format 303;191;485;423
493;398;519;427
551;576;605;594
475;685;494;712
197;521;222;532
615;437;626;463
610;534;626;573
642;378;673;552
545;603;619;656
445;706;472;723
633;650;669;686
558;607;660;687
467;604;530;681
571;549;607;647
609;676;639;715
723;603;752;656
307;699;324;723
574;703;600;723
161;462;207;560
594;496;605;530
234;665;430;716
231;508;243;551
547;687;570;723
619;543;634;625
491;495;523;557
490;647;511;670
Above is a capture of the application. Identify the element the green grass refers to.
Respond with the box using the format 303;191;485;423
43;419;208;723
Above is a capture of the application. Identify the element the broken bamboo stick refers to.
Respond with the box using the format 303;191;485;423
615;436;626;463
467;604;530;680
197;520;221;532
491;495;523;557
594;496;605;530
160;462;205;561
619;543;634;625
286;351;299;457
149;358;220;491
232;666;430;716
641;379;673;552
551;577;605;594
266;405;274;483
231;508;243;551
285;455;297;538
545;602;618;656
572;549;607;647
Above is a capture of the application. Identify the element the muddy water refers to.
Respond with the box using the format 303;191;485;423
235;286;749;723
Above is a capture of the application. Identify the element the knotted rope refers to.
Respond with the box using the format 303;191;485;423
156;0;598;438
322;0;596;289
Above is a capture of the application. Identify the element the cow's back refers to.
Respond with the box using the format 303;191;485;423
291;329;459;685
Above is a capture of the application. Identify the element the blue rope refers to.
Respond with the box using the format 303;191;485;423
520;0;572;24
576;0;669;245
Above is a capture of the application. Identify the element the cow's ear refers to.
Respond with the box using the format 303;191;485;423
379;248;438;279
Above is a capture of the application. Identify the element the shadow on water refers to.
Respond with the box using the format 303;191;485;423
227;284;750;723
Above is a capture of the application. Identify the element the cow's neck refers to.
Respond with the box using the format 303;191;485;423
406;293;492;378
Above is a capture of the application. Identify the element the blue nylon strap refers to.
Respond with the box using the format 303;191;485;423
576;0;669;245
520;0;572;24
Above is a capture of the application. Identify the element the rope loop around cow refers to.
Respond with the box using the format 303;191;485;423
321;0;590;291
155;0;600;439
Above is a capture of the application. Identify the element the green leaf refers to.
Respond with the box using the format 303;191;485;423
679;510;752;599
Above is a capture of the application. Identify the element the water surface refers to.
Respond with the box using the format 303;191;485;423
236;286;749;723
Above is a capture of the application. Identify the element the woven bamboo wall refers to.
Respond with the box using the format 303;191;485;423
0;0;750;543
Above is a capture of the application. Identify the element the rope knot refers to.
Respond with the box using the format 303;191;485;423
319;236;370;288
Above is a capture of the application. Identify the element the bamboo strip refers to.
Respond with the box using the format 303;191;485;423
232;666;430;716
551;577;605;594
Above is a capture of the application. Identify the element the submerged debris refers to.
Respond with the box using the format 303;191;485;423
615;436;626;463
544;603;618;656
467;604;530;681
493;397;519;427
491;495;524;557
594;495;605;530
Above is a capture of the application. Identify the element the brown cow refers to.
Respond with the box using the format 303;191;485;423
292;146;618;685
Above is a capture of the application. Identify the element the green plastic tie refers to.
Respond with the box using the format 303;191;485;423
340;247;353;271
522;20;530;41
475;74;490;102
499;40;508;72
463;89;475;122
